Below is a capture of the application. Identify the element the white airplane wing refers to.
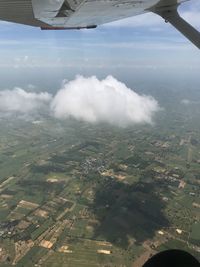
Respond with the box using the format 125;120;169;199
0;0;199;49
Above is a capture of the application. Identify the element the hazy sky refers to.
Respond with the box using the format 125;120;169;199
0;0;199;88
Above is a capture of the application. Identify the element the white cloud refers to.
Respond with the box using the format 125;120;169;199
0;76;160;126
51;75;159;126
0;88;52;114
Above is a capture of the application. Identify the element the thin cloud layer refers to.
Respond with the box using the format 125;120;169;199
0;88;52;114
181;99;200;105
51;76;159;126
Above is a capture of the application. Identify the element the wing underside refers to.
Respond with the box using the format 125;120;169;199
0;0;199;49
0;0;161;28
0;0;188;28
32;0;160;28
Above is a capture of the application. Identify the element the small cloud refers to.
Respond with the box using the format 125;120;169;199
0;88;52;114
181;99;191;105
27;84;36;90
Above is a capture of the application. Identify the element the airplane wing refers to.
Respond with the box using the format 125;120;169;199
0;0;199;49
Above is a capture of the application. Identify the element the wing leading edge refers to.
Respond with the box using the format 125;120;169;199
0;0;199;49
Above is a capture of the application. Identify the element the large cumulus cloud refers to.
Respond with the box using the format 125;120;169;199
51;75;159;126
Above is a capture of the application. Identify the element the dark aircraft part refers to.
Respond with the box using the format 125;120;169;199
154;7;200;49
142;249;200;267
41;25;97;30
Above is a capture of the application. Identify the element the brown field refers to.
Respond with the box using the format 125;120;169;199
40;240;53;249
18;200;39;210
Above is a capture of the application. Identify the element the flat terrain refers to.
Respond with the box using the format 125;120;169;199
0;87;199;266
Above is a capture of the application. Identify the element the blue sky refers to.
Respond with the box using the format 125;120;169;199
0;0;199;88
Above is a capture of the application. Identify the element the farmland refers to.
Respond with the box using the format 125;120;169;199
0;87;200;266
